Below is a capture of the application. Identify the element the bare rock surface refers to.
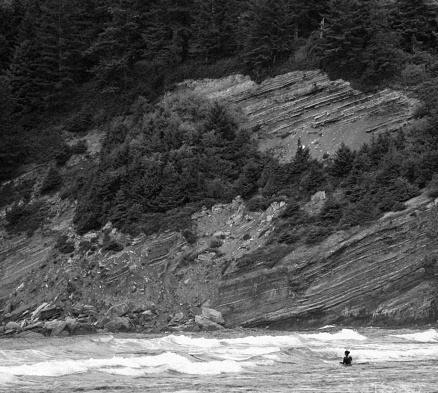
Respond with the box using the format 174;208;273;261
216;194;438;328
0;71;435;334
179;70;419;160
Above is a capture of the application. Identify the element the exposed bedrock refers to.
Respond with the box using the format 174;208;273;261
180;70;419;160
216;195;438;328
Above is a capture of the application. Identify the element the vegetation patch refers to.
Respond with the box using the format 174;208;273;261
5;200;51;236
55;235;75;254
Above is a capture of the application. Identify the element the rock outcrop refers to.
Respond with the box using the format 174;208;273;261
216;195;438;328
0;70;433;333
180;70;418;161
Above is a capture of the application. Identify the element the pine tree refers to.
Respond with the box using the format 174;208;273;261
240;0;296;79
205;102;237;141
331;142;356;177
0;0;25;73
86;0;150;91
0;76;25;181
391;0;438;53
190;0;239;62
293;138;311;173
319;0;376;79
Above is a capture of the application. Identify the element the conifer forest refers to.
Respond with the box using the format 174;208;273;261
2;0;438;246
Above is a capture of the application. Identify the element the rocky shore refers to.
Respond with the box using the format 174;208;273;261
0;298;226;338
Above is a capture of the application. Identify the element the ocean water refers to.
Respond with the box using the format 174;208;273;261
0;327;438;392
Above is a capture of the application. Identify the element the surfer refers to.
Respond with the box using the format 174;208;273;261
340;350;352;366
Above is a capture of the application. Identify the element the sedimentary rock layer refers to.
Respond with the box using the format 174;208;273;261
181;70;418;160
216;195;438;328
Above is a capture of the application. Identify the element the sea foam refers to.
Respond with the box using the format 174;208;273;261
0;351;264;380
300;328;367;341
390;329;438;342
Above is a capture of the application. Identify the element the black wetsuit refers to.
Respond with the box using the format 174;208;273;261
341;355;352;366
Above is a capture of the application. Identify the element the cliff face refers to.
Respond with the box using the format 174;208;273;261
0;70;434;332
217;195;438;328
180;70;418;161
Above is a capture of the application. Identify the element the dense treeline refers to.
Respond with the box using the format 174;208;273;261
68;81;438;239
71;94;265;234
1;0;437;115
1;0;438;239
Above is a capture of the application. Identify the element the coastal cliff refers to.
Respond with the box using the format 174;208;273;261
217;195;438;328
1;70;436;335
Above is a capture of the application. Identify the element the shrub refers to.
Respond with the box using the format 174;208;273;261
79;240;91;252
53;142;72;166
55;235;75;254
101;240;124;252
280;201;300;218
391;201;406;212
0;178;35;208
401;63;429;86
278;230;300;244
209;238;223;248
5;201;50;236
70;140;88;155
41;166;62;194
339;199;381;228
247;195;270;212
427;174;438;198
66;109;92;134
305;226;332;245
182;229;197;245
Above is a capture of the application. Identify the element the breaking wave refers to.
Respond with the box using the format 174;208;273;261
1;328;438;387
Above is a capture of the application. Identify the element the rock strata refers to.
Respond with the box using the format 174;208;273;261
216;195;438;328
180;70;418;160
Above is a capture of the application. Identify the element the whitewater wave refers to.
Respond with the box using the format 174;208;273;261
2;329;438;387
390;329;438;342
300;329;367;341
0;351;266;380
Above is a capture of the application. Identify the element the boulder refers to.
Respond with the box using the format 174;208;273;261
5;321;20;331
31;302;49;320
11;304;33;320
142;301;157;313
168;312;186;326
4;302;12;314
201;307;225;325
195;315;224;331
71;323;96;335
16;331;45;339
182;322;201;333
104;317;133;333
213;231;226;239
65;317;78;333
40;306;62;320
106;303;130;318
51;321;68;336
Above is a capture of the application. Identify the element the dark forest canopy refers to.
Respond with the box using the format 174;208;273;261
1;0;437;110
2;0;438;240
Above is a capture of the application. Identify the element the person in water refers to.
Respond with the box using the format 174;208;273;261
340;350;352;366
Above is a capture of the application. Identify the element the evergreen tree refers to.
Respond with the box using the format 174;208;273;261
0;77;25;181
190;0;238;62
86;0;150;91
391;0;438;53
0;0;25;73
331;142;355;177
239;0;296;79
293;138;311;173
319;0;376;79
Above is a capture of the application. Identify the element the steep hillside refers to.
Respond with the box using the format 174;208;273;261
0;70;434;336
217;195;438;328
180;70;419;161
